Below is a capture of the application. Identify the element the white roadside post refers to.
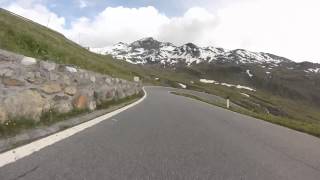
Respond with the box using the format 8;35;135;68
226;97;230;109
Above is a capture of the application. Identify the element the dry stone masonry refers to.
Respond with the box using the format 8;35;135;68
0;49;142;124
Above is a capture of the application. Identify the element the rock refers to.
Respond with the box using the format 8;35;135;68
84;73;89;79
73;95;88;109
49;72;59;81
2;78;25;86
25;72;43;84
3;90;46;121
53;101;73;114
115;88;125;99
25;72;35;83
64;86;77;96
90;76;96;83
21;57;37;66
125;89;136;97
41;83;62;94
65;66;77;73
105;78;112;84
35;72;41;78
106;89;116;100
114;78;120;83
94;86;114;103
40;61;56;71
0;68;14;77
53;94;69;101
0;105;8;124
62;75;71;85
88;101;96;111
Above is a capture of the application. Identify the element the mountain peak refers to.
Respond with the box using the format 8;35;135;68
184;43;198;49
138;37;156;42
91;38;296;66
130;37;161;50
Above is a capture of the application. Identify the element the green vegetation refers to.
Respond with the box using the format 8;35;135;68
0;92;144;137
171;91;320;138
0;9;152;81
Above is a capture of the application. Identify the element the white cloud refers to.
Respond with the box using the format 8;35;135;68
5;1;66;33
78;0;88;9
157;7;217;46
210;0;320;62
3;0;320;62
65;6;169;47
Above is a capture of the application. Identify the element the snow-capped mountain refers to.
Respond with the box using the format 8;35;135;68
90;37;320;111
90;37;293;67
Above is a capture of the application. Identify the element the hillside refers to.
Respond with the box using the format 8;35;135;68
0;8;152;81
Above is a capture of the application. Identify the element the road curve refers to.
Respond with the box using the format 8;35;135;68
1;86;320;180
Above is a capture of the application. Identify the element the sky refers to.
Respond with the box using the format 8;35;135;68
1;0;320;63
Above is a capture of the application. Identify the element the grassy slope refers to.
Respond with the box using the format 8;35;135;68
171;91;320;138
0;9;154;81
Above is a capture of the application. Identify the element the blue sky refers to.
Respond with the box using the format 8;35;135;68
26;0;218;26
1;0;320;62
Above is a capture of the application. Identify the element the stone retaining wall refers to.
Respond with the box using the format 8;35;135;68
0;49;142;123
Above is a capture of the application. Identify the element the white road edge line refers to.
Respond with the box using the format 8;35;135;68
0;87;147;168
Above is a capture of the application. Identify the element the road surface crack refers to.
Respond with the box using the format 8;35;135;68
10;166;39;180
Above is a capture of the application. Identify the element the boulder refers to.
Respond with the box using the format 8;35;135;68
49;72;59;81
90;76;96;83
25;72;35;83
73;95;88;109
53;101;73;114
25;72;43;84
65;66;77;73
41;82;62;94
94;86;116;104
0;68;14;77
64;86;77;96
115;88;125;99
62;75;71;85
88;101;96;111
3;90;46;121
21;57;37;66
40;61;56;71
2;78;25;86
105;78;112;84
53;94;69;101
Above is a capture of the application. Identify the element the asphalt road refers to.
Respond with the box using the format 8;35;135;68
1;86;320;180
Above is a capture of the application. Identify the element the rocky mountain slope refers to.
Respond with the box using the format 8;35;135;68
90;37;319;71
91;37;320;106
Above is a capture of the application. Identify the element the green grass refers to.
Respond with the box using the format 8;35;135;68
0;9;153;81
171;91;320;138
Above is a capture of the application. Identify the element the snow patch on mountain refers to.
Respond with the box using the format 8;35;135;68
178;83;187;89
241;93;250;97
246;70;253;78
306;68;320;73
90;37;292;67
199;79;256;91
200;79;216;84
